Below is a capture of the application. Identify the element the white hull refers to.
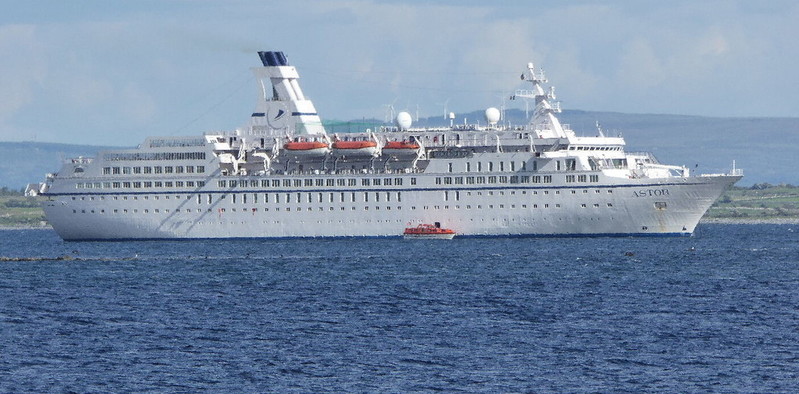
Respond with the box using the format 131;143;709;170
42;173;739;240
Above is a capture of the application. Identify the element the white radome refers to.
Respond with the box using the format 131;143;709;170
485;107;501;125
395;111;412;130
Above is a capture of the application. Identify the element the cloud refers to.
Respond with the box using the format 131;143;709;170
3;0;799;145
0;24;46;122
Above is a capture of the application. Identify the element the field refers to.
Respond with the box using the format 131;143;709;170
2;185;798;228
0;195;47;227
705;185;799;220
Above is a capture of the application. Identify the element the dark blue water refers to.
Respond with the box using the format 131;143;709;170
1;224;798;393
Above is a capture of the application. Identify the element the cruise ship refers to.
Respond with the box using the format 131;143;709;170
34;51;742;240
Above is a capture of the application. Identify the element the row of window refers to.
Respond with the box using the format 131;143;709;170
457;161;535;173
102;165;205;175
71;201;622;216
217;177;418;189
148;138;206;148
444;188;612;201
568;146;622;151
76;180;206;189
71;188;617;207
565;174;600;183
436;175;557;185
103;152;206;161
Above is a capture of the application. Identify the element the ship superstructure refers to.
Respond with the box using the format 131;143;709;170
36;51;741;240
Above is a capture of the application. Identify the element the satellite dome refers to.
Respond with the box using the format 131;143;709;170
485;107;501;126
395;111;412;130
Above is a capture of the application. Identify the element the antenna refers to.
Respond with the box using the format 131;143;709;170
596;121;605;137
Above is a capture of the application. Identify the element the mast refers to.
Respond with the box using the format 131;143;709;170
513;63;568;139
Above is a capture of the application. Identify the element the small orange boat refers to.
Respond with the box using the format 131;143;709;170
403;222;456;239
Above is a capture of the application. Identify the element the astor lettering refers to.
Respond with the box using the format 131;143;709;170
633;188;670;197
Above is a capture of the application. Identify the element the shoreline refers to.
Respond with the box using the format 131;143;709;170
700;217;799;225
2;218;798;231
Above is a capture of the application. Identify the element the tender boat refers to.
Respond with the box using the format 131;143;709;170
403;223;456;239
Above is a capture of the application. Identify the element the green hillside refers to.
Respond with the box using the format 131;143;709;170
705;184;799;220
0;188;46;227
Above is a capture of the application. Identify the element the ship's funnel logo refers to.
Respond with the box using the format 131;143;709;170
268;104;289;129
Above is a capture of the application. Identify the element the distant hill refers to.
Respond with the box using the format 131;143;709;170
0;142;121;190
3;110;797;188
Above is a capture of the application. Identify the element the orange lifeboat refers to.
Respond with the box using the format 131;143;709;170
403;223;456;240
332;138;378;157
332;140;378;149
283;139;330;156
383;141;420;150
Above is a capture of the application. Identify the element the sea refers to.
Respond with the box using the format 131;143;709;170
1;224;797;393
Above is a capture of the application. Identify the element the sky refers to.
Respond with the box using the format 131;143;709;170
2;0;798;146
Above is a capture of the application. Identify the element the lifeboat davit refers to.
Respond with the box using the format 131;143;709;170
283;140;330;156
332;139;378;157
403;223;456;240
